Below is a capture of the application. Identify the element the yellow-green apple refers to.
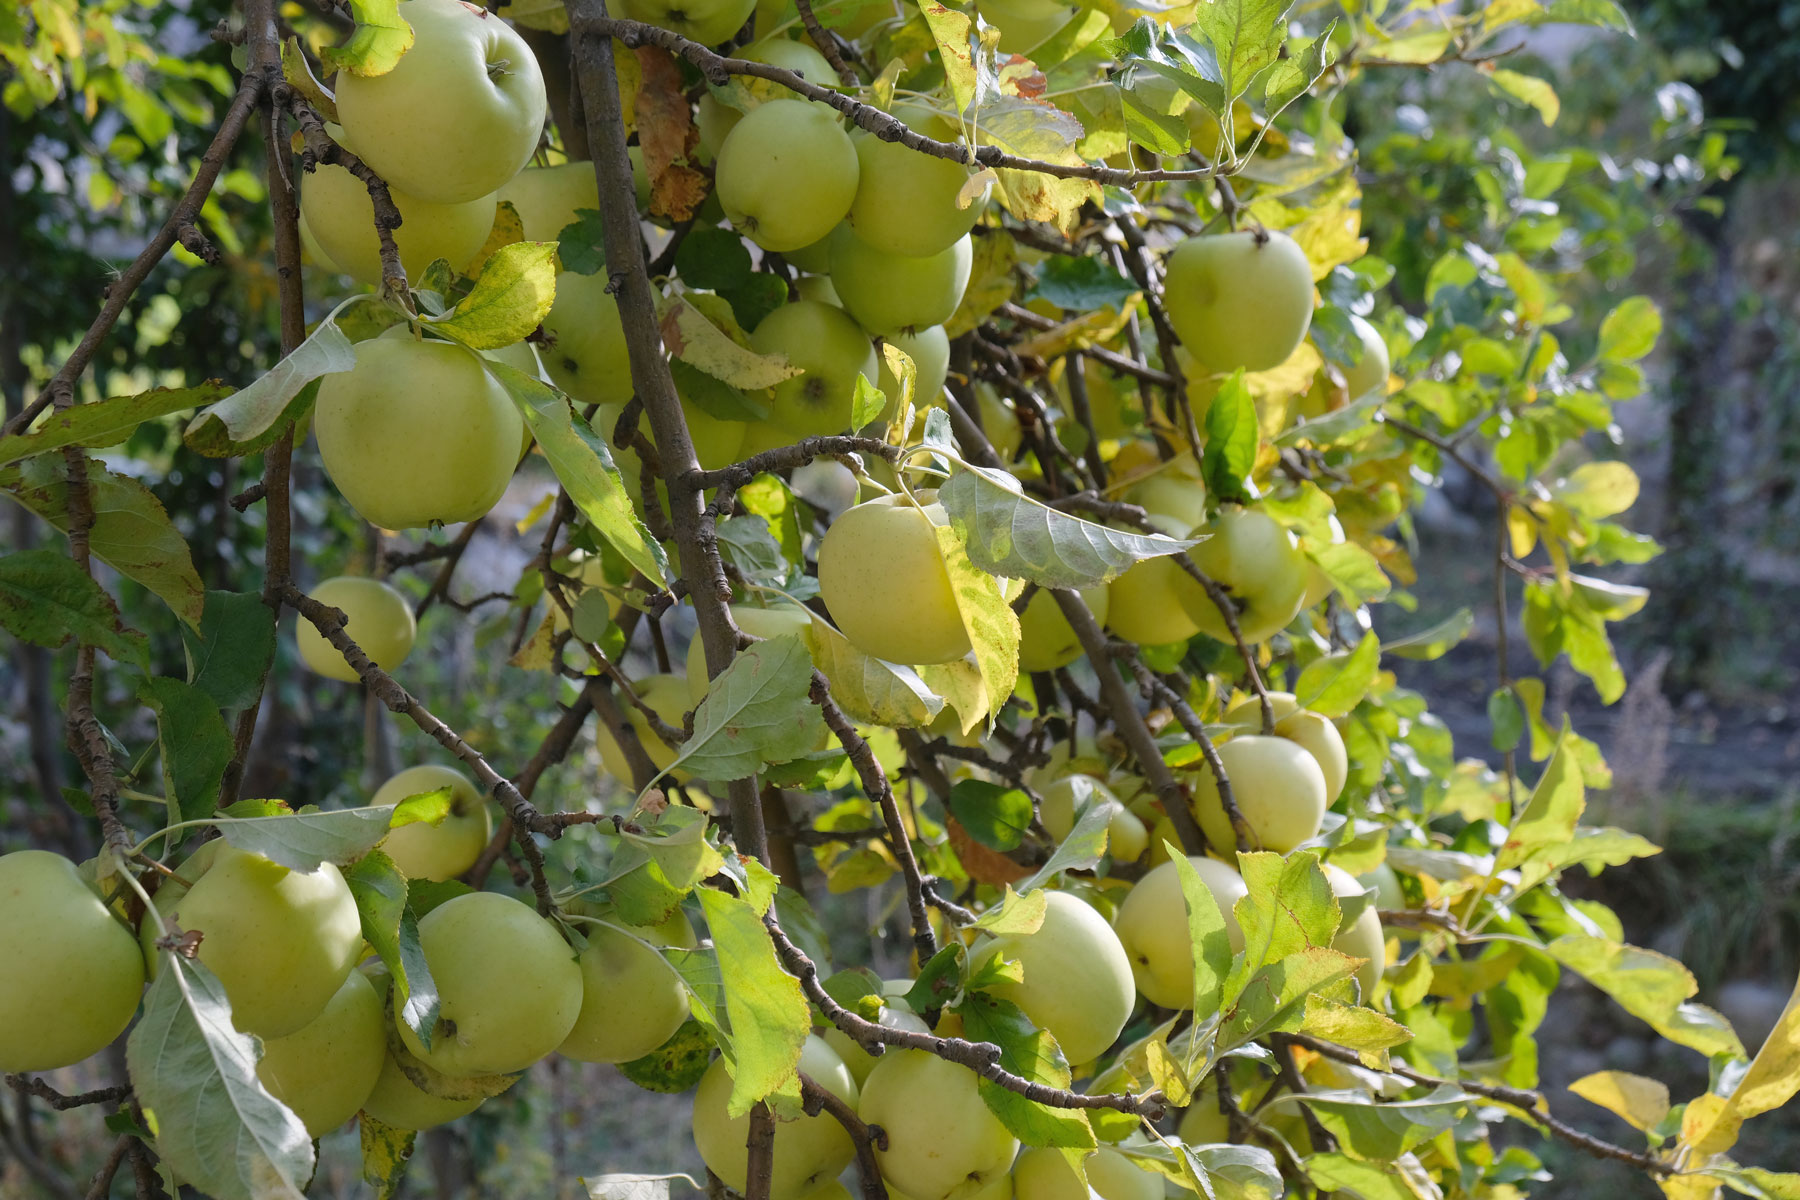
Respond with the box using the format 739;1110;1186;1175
334;0;547;203
558;922;690;1063
1322;864;1385;1001
1013;1146;1161;1200
596;672;693;784
1106;808;1148;862
1358;861;1403;911
1175;507;1308;644
692;1034;859;1199
859;1048;1019;1200
877;325;952;422
847;108;988;258
539;269;634;407
974;890;1136;1066
1017;584;1109;671
817;495;971;664
685;603;815;702
142;841;362;1039
496;161;597;242
752;299;880;438
0;851;144;1071
822;1003;932;1086
975;0;1078;53
314;335;523;529
795;274;842;306
829;226;973;337
717;98;859;251
1114;855;1248;1009
616;0;757;44
1163;230;1314;373
256;970;386;1137
1106;557;1202;646
360;1045;493;1130
1191;734;1327;853
1039;775;1119;842
371;764;493;881
1222;692;1347;804
1341;314;1390;400
397;891;583;1076
295;575;416;683
782;232;835;274
300;162;494;287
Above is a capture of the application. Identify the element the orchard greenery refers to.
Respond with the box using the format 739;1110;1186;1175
0;1;1794;1199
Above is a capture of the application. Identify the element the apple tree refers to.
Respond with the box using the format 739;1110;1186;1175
1;0;1794;1198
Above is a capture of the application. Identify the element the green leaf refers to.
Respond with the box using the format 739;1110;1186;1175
959;991;1095;1149
423;241;560;350
918;0;977;113
664;634;829;783
1567;1070;1671;1132
939;464;1195;588
1596;296;1661;363
660;296;802;391
186;319;352;456
1028;257;1140;313
180;590;277;710
557;209;607;276
1307;541;1391;606
675;228;753;291
126;957;314;1199
1384;609;1472;660
0;549;146;668
1263;21;1337;120
1200;371;1257;504
1495;728;1584;872
1292;633;1380;717
935;522;1019;729
358;1113;416;1200
851;371;887;431
620;807;726;891
1173;848;1235;1018
1190;0;1289;111
1553;461;1640;519
969;885;1047;936
694;887;809;1118
803;618;945;728
1487;68;1560;125
139;678;232;826
1015;783;1117;893
321;0;414;76
0;383;231;467
346;850;440;1047
491;363;670;586
1219;945;1357;1051
1231;851;1340;980
1488;686;1525;753
1300;995;1412;1057
1181;1144;1285;1200
1304;1151;1418;1200
1296;1086;1470;1162
1;460;205;626
213;805;404;872
1547;935;1745;1059
948;779;1034;852
618;1017;715;1094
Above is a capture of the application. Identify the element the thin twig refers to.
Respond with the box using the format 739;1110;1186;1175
3;1077;130;1112
1130;663;1252;853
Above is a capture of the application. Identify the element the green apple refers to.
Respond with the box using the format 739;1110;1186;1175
1107;808;1148;862
975;0;1079;54
975;890;1136;1066
1322;864;1385;1001
744;35;838;79
1222;692;1347;804
360;1044;494;1130
1105;557;1202;647
692;1034;859;1199
847;118;988;258
1190;734;1327;854
817;495;971;665
822;1002;932;1086
1014;1146;1161;1200
496;161;598;242
1125;472;1206;538
1163;230;1314;373
676;395;750;471
559;922;691;1063
372;764;494;881
717;99;859;251
782;233;835;274
540;269;634;407
1018;583;1109;671
0;851;144;1072
1358;861;1404;911
795;274;842;306
1176;1083;1231;1146
877;325;951;422
1113;855;1247;1010
334;0;547;204
860;1048;1019;1200
315;335;523;529
295;575;416;683
397;891;583;1076
751;299;880;438
974;382;1024;459
829;226;973;337
143;841;363;1039
685;603;815;702
1175;507;1308;644
299;162;494;287
695;93;742;163
1039;775;1119;842
257;969;386;1138
1341;314;1390;400
596;672;693;783
616;0;757;44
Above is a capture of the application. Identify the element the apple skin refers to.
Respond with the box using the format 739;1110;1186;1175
1162;230;1315;373
1222;692;1347;804
1322;864;1386;1001
372;764;494;882
1113;855;1248;1010
616;0;757;45
0;851;144;1072
558;922;691;1063
1176;1086;1230;1146
541;270;633;407
314;335;523;529
1039;775;1119;843
596;673;693;784
1175;507;1309;645
685;604;815;703
1190;734;1327;854
717;99;859;252
822;1003;932;1086
334;0;547;204
295;575;417;683
1341;314;1390;400
397;891;584;1077
360;1045;492;1131
299;162;494;287
975;890;1137;1067
692;1034;859;1199
817;496;971;665
847;124;987;259
752;299;880;438
256;969;386;1138
1105;557;1202;647
142;841;363;1039
1359;861;1404;911
974;0;1079;53
1014;1146;1162;1200
877;325;952;422
829;226;973;337
496;162;598;242
1107;808;1149;862
860;1048;1019;1200
1018;584;1109;671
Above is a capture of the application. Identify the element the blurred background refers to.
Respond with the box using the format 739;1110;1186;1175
3;0;1799;1195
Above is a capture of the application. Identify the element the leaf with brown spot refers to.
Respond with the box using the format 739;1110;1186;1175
633;46;707;222
947;815;1030;886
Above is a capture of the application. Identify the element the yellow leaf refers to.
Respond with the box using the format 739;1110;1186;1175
1681;1092;1744;1160
1568;1071;1671;1133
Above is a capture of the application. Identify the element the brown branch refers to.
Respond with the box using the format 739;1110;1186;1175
82;1135;132;1200
692;433;900;514
996;304;1178;389
790;0;859;86
801;1073;889;1200
1062;352;1109;488
745;1103;775;1200
276;87;409;299
414;519;484;619
3;1077;130;1112
811;672;937;965
1381;413;1511;502
1130;662;1252;854
1168;549;1276;734
1048;491;1149;525
466;679;601;885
